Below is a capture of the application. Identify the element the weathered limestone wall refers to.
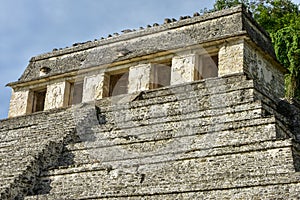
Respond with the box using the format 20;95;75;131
44;81;68;110
218;39;244;76
82;72;109;102
218;38;285;99
14;74;299;200
0;107;76;200
8;89;30;117
2;74;300;199
9;5;277;85
8;36;285;117
15;7;244;83
128;64;151;93
7;5;287;118
3;5;299;200
244;41;285;99
171;54;197;85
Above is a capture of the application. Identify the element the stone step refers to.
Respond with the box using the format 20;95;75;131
87;102;263;139
51;138;293;176
96;82;255;115
0;134;68;158
0;122;74;142
87;108;270;145
4;74;296;199
97;97;259;132
0;108;73;132
25;178;300;200
60;119;280;167
256;90;300;140
73;118;278;149
0;126;75;147
70;88;259;140
0;154;40;178
0;126;76;199
139;79;253;105
95;75;251;109
31;172;300;199
26;142;298;199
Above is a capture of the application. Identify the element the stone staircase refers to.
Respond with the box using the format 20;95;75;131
0;108;76;199
20;74;300;199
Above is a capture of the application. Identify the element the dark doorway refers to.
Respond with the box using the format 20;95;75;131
109;72;129;96
32;89;47;113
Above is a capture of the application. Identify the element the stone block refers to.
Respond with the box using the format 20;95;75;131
128;64;151;93
44;81;68;110
218;39;244;76
8;89;30;118
82;72;109;102
171;54;198;85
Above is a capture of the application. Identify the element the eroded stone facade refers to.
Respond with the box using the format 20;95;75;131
44;81;68;110
2;5;300;200
8;89;30;117
128;64;151;93
171;54;197;85
7;5;286;118
83;72;108;102
8;37;284;118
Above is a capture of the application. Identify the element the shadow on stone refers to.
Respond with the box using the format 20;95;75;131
277;99;300;140
29;142;76;196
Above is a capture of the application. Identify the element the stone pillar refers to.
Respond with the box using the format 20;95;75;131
128;64;151;93
82;72;109;102
8;89;30;118
44;81;68;110
171;54;198;85
218;39;244;76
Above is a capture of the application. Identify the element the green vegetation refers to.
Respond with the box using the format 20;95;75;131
213;0;300;99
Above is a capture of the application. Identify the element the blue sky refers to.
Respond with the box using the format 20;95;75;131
0;0;299;120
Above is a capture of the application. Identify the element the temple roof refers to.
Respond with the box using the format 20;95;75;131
7;5;279;87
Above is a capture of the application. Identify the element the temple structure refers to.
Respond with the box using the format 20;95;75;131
1;5;300;199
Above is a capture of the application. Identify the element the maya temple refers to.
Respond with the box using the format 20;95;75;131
1;5;300;199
